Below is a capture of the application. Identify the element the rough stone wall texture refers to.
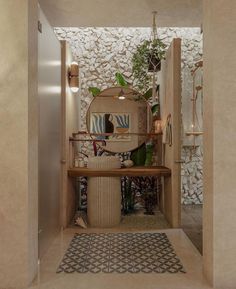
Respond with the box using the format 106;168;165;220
55;27;203;204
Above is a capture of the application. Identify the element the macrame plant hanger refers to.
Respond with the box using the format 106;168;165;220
150;11;159;103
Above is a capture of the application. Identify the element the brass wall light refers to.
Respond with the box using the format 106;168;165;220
68;61;79;93
154;118;162;134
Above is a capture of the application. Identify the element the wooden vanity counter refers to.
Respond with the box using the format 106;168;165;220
68;166;171;178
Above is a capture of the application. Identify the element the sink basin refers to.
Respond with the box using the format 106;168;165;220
87;156;121;170
87;156;121;228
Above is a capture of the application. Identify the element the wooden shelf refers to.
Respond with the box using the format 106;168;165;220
70;131;162;140
68;166;171;178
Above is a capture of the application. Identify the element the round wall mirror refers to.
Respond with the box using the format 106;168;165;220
86;86;153;153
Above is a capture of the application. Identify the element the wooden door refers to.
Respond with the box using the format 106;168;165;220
160;38;181;228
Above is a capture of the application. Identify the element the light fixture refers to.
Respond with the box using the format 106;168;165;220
118;88;126;100
154;119;162;133
68;61;79;93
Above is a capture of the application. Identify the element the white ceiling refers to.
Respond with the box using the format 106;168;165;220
38;0;202;27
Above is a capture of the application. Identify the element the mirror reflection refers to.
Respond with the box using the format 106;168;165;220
86;87;153;153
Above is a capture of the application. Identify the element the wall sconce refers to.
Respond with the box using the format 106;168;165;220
68;61;79;93
118;88;126;100
154;118;162;134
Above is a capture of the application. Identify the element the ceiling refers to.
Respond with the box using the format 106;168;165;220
38;0;202;27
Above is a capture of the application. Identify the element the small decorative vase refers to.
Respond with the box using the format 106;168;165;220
123;160;134;168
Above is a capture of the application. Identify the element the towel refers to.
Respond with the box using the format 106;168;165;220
162;114;172;146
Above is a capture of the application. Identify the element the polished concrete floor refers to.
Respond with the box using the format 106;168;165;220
30;227;211;289
113;207;170;230
30;205;206;288
181;205;203;254
72;207;170;230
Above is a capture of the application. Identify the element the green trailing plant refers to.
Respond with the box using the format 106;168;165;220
132;38;167;93
115;72;129;87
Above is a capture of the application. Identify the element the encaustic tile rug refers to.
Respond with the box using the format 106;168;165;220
57;232;186;274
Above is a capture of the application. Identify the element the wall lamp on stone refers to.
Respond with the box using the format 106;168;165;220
68;61;79;93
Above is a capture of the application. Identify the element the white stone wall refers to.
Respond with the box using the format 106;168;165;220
181;146;203;204
55;27;203;204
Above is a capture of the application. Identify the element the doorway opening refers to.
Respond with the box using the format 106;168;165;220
54;27;203;241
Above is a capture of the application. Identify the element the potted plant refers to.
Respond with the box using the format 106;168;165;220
132;38;166;93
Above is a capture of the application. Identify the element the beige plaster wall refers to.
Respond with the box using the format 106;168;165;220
203;1;236;288
39;0;202;27
0;0;38;288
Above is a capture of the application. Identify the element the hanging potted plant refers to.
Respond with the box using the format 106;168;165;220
132;12;167;93
147;38;166;72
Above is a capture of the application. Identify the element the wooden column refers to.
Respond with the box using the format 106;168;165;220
160;39;182;228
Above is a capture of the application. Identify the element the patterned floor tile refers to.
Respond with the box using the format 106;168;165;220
57;233;185;274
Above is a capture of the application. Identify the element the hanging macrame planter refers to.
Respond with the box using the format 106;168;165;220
148;12;162;72
132;11;166;94
148;53;161;72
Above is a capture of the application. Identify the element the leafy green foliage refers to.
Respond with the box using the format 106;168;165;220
145;143;154;166
151;103;159;115
88;87;101;97
132;38;167;92
115;72;128;87
131;143;146;166
88;72;129;97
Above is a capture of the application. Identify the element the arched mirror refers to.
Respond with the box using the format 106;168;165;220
86;86;153;153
